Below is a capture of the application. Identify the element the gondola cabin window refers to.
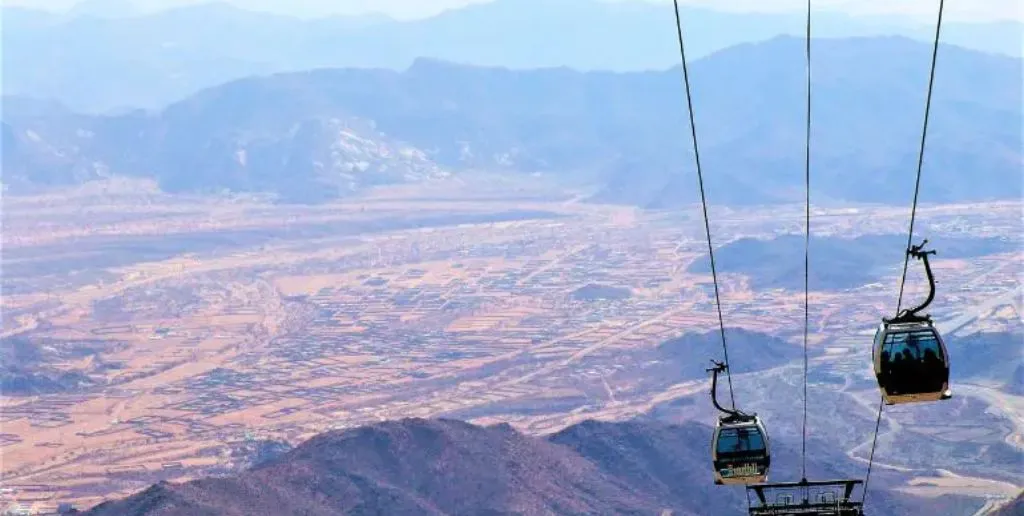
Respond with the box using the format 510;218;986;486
716;426;766;456
878;328;948;396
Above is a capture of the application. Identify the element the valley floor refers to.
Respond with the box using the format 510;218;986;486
1;183;1021;514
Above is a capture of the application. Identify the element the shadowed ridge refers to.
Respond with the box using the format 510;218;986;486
992;490;1024;516
550;419;732;514
84;418;658;516
85;481;219;516
81;417;999;515
265;417;653;514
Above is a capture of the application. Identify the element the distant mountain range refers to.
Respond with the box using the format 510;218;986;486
81;417;972;515
4;36;1020;206
3;0;1022;113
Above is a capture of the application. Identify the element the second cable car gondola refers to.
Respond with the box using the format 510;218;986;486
712;413;770;485
706;361;770;485
873;240;952;405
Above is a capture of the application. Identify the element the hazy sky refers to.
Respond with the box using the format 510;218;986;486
5;0;1022;22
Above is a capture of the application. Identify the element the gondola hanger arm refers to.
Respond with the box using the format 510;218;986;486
707;360;747;419
885;239;939;325
908;239;937;259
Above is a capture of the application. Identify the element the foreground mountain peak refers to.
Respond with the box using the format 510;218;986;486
82;417;968;515
85;418;661;516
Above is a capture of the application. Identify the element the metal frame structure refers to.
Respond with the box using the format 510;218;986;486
746;479;864;516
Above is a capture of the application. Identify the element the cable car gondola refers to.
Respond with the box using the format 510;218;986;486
713;413;770;485
872;240;952;405
706;361;770;485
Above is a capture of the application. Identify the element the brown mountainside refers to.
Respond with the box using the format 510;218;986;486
83;418;981;515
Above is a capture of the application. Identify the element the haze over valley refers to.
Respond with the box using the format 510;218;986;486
4;0;1022;112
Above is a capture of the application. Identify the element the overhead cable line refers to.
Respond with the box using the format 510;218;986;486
800;0;812;483
671;0;736;409
863;0;946;506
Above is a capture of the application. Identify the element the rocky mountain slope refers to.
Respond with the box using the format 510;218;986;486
4;36;1020;207
82;418;973;515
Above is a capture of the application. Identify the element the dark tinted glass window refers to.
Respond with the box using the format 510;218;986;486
717;426;765;454
882;329;944;365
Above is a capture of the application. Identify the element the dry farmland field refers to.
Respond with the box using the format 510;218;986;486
1;182;1021;511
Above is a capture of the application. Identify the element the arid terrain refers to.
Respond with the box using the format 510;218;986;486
1;179;1021;514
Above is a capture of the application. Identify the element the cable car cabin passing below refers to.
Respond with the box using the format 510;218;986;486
706;361;771;485
872;240;952;406
873;321;950;405
712;413;770;485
